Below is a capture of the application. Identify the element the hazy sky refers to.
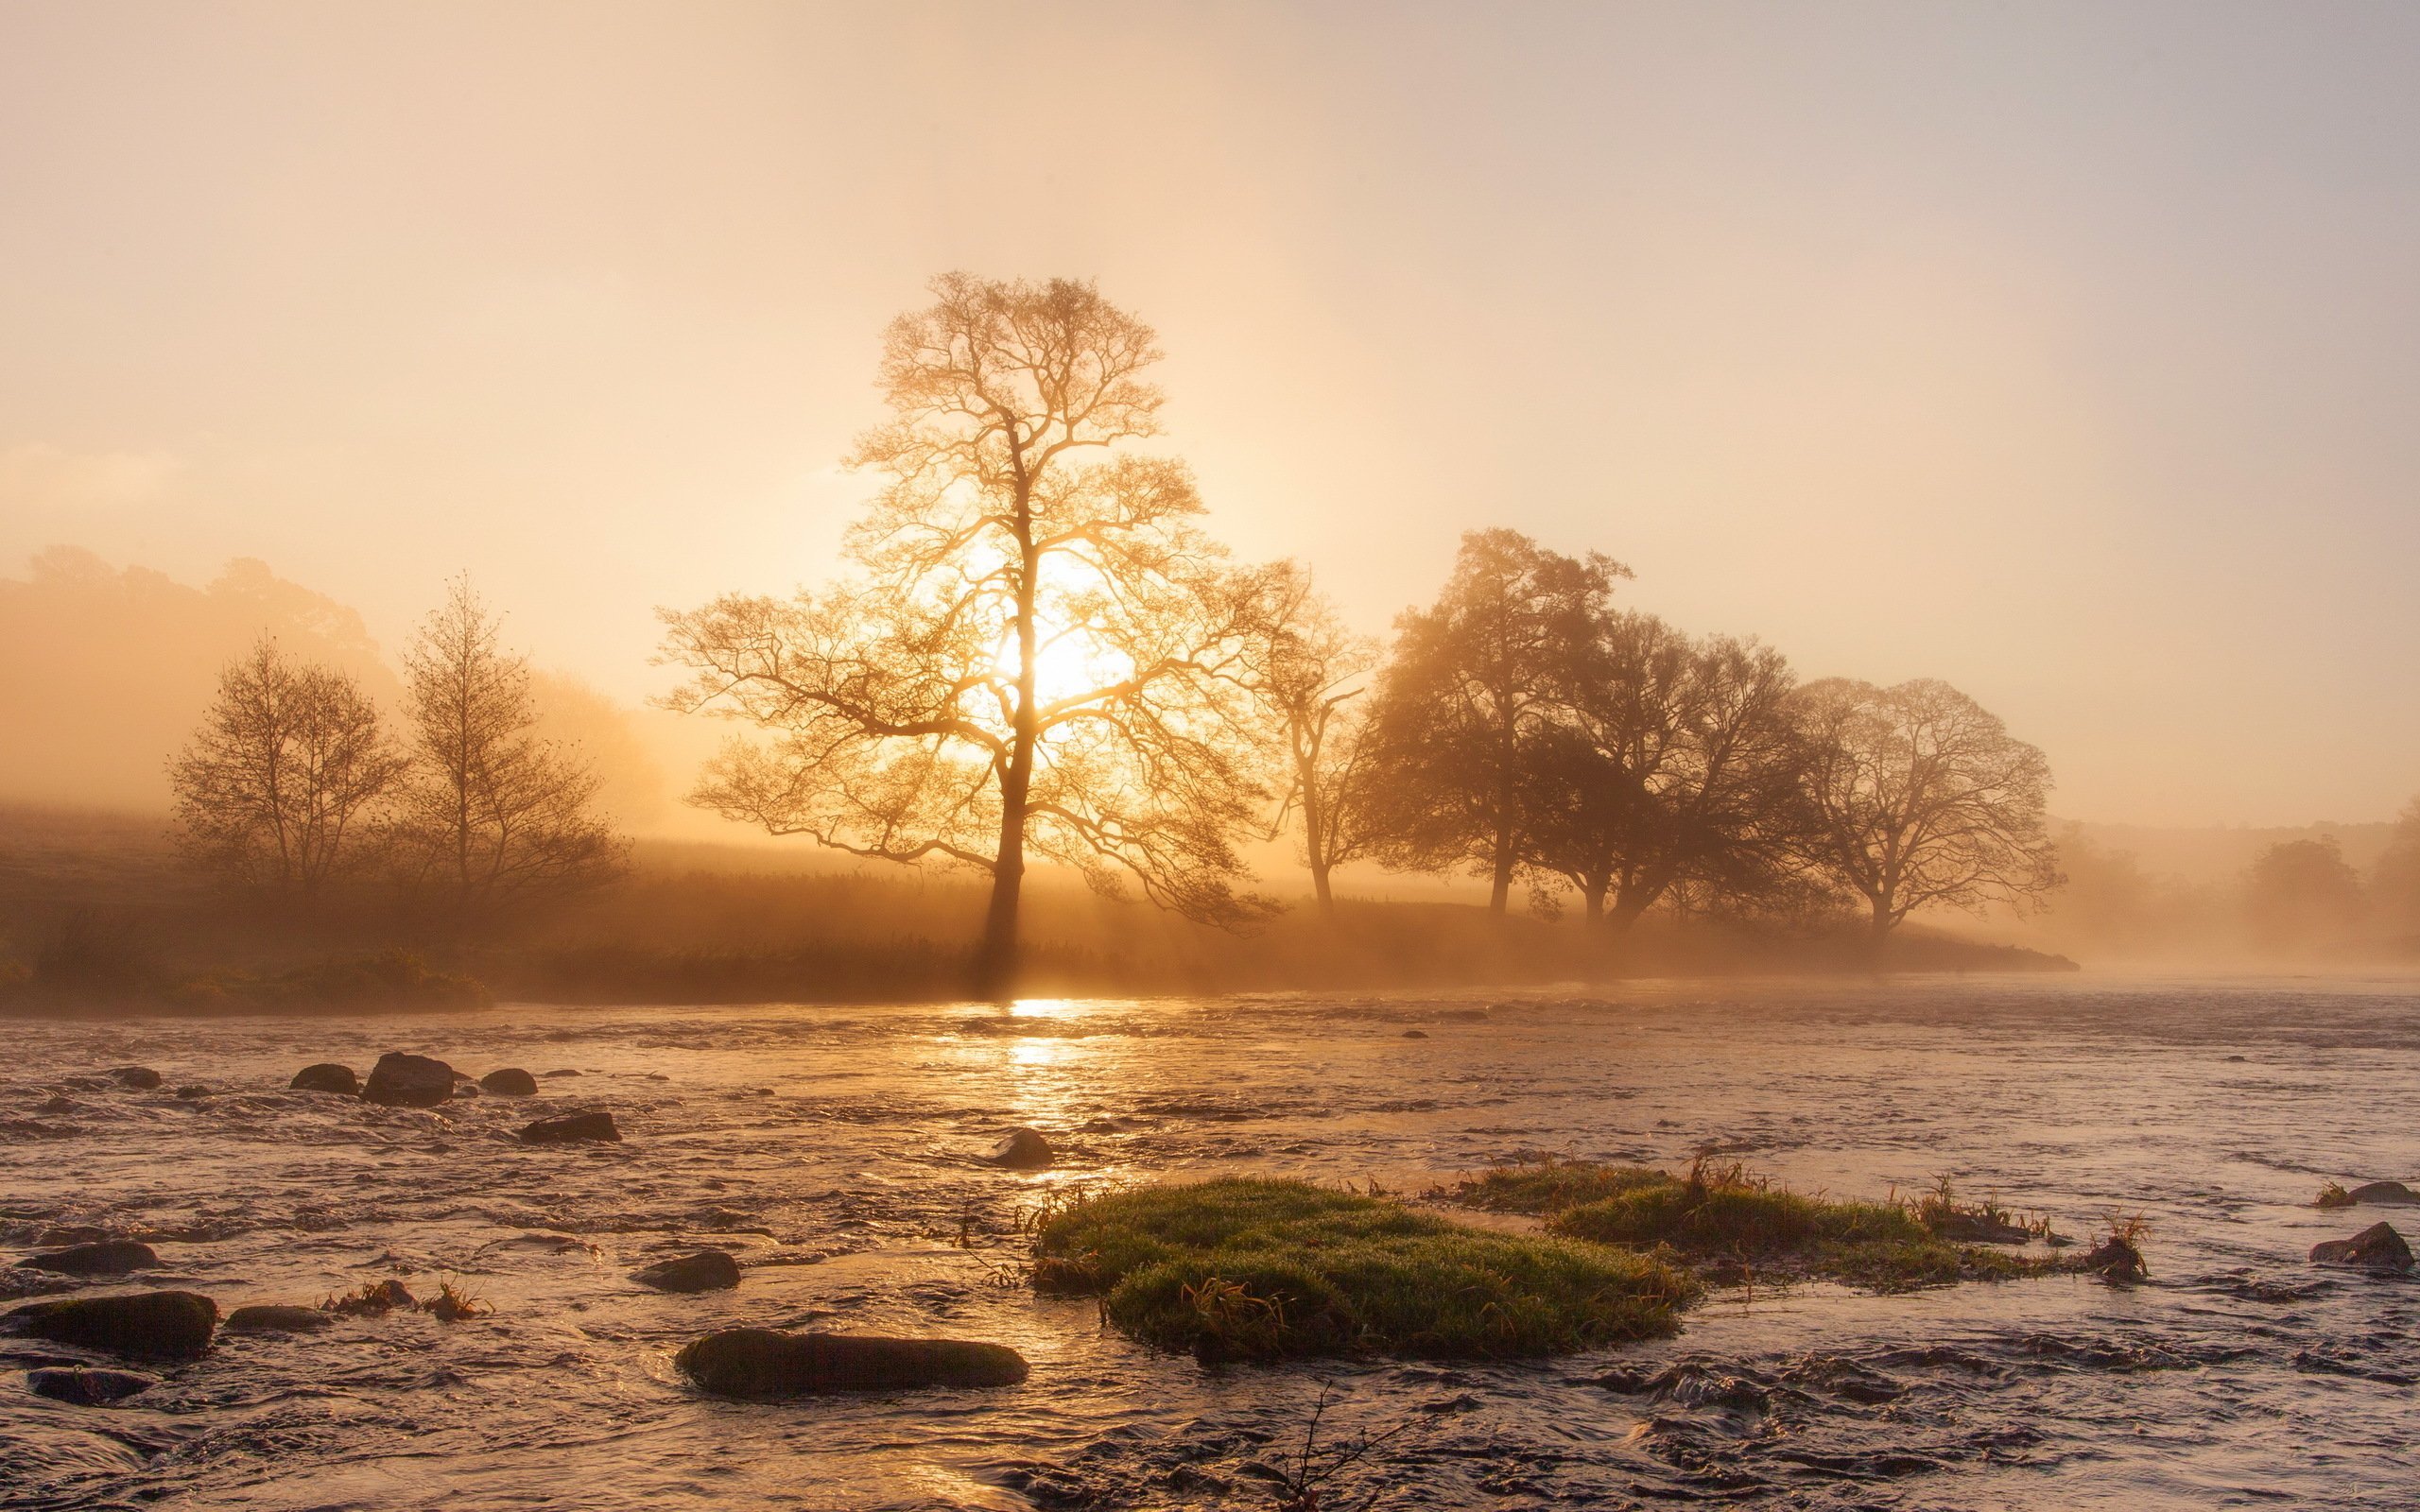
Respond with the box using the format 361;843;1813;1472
4;1;2417;827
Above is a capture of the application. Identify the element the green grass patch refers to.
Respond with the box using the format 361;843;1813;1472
1030;1177;1697;1362
1448;1160;2071;1294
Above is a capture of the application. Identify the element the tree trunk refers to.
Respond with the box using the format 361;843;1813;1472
1582;880;1606;926
977;529;1043;1000
1310;857;1335;919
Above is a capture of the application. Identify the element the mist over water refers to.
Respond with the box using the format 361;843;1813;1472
5;975;2413;1510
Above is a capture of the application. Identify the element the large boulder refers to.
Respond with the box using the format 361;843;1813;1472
223;1304;331;1333
14;1240;158;1277
26;1366;156;1405
111;1067;162;1091
361;1053;458;1108
479;1068;539;1096
676;1329;1028;1396
289;1063;358;1095
7;1291;216;1359
519;1110;620;1144
985;1127;1053;1169
2310;1221;2413;1272
633;1250;742;1294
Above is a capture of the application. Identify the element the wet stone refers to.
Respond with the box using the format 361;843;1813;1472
361;1053;458;1108
26;1366;156;1405
2309;1221;2413;1272
111;1067;162;1091
15;1240;159;1277
2345;1181;2420;1207
289;1063;358;1095
986;1127;1053;1168
676;1329;1029;1396
519;1110;620;1144
479;1068;539;1096
2082;1236;2147;1282
632;1250;742;1293
7;1290;217;1359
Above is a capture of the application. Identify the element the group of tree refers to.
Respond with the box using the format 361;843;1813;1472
169;578;627;928
2245;812;2420;951
658;274;2065;990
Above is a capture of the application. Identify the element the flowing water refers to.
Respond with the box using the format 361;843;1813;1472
3;975;2415;1510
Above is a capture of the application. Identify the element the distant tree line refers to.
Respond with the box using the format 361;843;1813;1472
168;576;627;930
658;274;2066;990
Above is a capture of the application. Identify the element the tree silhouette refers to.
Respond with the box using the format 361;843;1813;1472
396;576;626;924
1522;618;1803;928
1789;677;2061;938
660;274;1270;991
1244;560;1379;919
1362;530;1625;917
168;638;403;900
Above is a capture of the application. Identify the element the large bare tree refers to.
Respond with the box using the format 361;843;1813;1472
659;274;1270;991
1243;560;1378;919
1789;677;2062;938
397;577;626;922
168;638;404;899
1361;529;1625;916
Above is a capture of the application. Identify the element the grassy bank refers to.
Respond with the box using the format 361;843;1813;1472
1031;1177;1697;1361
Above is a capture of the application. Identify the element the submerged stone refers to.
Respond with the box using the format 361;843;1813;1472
15;1240;158;1277
224;1304;331;1333
519;1110;620;1144
632;1250;741;1293
111;1067;162;1091
26;1366;156;1405
676;1329;1028;1396
2081;1236;2147;1282
986;1127;1053;1168
479;1068;539;1096
2345;1181;2420;1207
289;1063;358;1095
7;1290;216;1359
361;1053;458;1108
2310;1222;2413;1272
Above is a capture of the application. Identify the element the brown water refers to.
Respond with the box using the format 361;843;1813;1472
3;975;2415;1511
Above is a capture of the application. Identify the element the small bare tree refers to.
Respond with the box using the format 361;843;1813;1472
659;274;1271;992
1245;560;1378;919
396;576;626;922
1789;677;2062;938
169;638;404;898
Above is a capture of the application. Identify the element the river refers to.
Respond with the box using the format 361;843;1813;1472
3;974;2415;1510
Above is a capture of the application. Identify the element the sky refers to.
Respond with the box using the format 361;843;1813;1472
3;1;2417;828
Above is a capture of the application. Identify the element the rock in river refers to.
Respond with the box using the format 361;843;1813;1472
224;1304;331;1333
2082;1235;2148;1282
14;1240;159;1277
289;1063;358;1095
519;1110;620;1144
111;1066;162;1091
479;1067;539;1096
986;1127;1053;1168
361;1053;458;1108
26;1366;156;1405
2310;1221;2414;1272
7;1291;217;1359
676;1329;1028;1396
633;1250;742;1293
2346;1180;2420;1207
